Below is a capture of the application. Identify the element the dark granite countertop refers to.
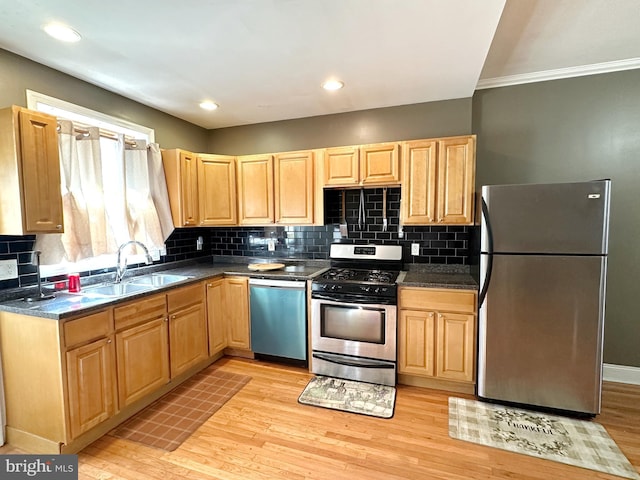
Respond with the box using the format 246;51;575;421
0;257;478;320
0;257;330;321
397;264;478;291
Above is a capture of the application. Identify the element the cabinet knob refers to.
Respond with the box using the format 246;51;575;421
165;316;169;322
171;314;176;320
107;339;112;344
56;225;62;230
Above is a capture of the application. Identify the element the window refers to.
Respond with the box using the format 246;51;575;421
28;91;173;277
27;90;154;142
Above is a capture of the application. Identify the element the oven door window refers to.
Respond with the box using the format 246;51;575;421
320;304;385;344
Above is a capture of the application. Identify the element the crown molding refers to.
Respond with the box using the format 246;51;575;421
476;57;640;90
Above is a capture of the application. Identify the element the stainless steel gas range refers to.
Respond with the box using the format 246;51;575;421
310;243;403;386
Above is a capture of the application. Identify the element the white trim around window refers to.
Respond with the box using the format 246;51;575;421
26;89;155;142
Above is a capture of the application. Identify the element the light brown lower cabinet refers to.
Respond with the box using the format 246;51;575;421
0;279;216;454
167;283;209;377
398;287;477;388
115;293;170;408
64;309;117;440
224;276;251;350
66;336;117;439
116;317;170;407
206;278;227;355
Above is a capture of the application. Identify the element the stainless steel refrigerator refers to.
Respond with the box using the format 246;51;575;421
477;180;611;415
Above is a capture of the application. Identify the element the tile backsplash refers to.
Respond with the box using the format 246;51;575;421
0;186;473;290
207;188;472;265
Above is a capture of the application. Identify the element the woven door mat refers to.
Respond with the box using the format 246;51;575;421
449;397;640;479
110;366;250;451
298;376;396;419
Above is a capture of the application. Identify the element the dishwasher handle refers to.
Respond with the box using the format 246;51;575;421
249;278;306;289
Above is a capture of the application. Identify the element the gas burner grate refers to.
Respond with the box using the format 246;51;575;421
320;268;399;285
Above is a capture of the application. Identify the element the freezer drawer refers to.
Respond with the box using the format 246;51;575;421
478;254;607;414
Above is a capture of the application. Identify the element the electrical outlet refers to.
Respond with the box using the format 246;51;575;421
0;259;18;280
150;249;161;261
267;239;276;251
398;225;404;238
196;236;203;251
411;243;420;256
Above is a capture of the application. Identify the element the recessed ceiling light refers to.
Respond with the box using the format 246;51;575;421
44;23;81;43
322;80;344;91
199;101;219;111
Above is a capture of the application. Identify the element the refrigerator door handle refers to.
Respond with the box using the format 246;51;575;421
478;197;494;308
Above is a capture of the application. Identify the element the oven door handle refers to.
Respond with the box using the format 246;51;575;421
311;293;395;305
312;352;395;369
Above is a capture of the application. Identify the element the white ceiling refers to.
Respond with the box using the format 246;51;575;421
1;0;639;130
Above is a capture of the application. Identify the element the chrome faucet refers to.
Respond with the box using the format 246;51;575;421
115;241;153;283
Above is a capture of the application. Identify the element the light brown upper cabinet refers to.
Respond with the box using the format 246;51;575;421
0;106;64;234
237;151;315;225
401;135;476;225
324;142;400;187
323;146;359;186
197;154;237;226
161;148;199;227
237;154;275;225
274;150;314;224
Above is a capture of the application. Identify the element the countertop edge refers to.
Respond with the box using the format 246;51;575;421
0;262;478;320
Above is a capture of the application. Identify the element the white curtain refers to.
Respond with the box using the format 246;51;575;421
36;121;173;265
123;139;173;247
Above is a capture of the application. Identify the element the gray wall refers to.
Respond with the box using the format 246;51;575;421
208;99;472;154
472;69;640;367
3;46;638;368
0;49;209;151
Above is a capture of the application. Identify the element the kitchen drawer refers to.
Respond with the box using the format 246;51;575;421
64;309;113;348
399;287;476;314
114;293;166;330
167;282;204;313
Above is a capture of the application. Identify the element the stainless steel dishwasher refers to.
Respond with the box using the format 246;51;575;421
249;278;307;364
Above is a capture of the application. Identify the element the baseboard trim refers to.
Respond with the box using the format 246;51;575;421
603;363;640;385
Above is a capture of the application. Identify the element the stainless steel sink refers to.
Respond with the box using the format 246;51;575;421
127;273;193;287
72;272;193;298
80;282;154;297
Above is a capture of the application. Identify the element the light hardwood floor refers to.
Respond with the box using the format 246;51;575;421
4;357;640;479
